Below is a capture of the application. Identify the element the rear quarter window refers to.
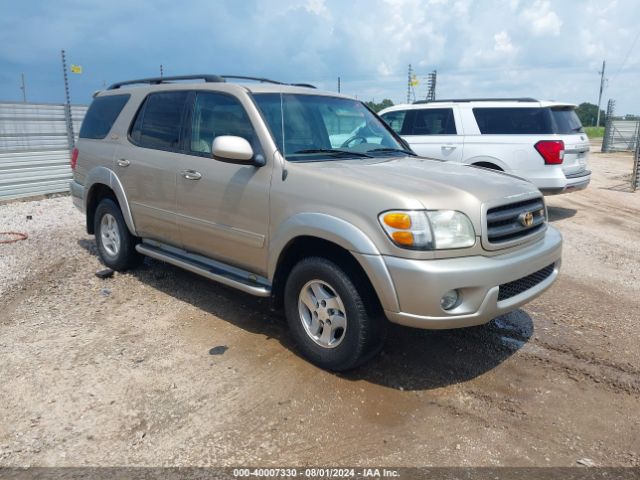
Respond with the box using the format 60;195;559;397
473;107;553;134
79;94;130;139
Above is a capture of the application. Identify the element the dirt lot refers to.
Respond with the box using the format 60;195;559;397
1;144;639;468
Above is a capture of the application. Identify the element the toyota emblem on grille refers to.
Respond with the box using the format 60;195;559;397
519;211;534;227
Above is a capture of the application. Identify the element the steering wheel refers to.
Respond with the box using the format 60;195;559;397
340;135;368;148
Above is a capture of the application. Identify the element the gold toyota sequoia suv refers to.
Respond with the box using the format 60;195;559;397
72;74;562;370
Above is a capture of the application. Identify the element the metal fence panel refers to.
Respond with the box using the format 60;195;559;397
633;140;640;192
0;101;87;201
602;119;640;152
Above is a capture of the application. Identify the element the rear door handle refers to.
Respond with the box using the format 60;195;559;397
181;169;202;180
117;158;130;167
442;144;456;150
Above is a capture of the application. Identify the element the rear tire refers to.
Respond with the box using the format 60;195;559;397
94;198;141;271
284;257;386;371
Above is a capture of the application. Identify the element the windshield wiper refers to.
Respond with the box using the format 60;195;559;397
293;149;373;158
366;147;417;156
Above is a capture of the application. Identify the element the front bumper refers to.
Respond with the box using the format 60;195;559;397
381;226;562;329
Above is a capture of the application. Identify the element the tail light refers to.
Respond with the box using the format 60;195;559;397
71;147;79;170
535;140;564;165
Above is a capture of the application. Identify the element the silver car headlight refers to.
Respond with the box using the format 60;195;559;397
426;210;476;249
379;210;475;250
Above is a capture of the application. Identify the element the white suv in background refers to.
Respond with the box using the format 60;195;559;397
379;98;591;194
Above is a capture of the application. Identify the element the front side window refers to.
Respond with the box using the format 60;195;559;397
404;108;456;135
80;94;130;139
189;92;259;155
252;93;411;161
380;110;407;134
130;91;189;150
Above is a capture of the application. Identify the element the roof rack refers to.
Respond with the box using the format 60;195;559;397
108;75;224;90
107;74;316;90
413;97;538;104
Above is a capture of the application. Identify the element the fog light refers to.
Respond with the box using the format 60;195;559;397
441;289;460;311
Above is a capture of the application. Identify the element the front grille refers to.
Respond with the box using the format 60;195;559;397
486;197;546;245
498;263;555;301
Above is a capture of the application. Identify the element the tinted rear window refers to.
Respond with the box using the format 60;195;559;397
551;107;584;133
473;106;583;134
130;91;189;150
79;94;130;139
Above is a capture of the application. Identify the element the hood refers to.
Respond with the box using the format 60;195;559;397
291;156;541;210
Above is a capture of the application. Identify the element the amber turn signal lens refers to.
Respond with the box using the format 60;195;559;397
383;212;412;229
391;231;414;246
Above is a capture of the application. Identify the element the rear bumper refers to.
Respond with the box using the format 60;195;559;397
515;166;591;195
380;226;562;329
540;170;591;195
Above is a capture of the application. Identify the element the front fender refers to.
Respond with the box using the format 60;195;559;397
84;166;137;236
268;213;400;312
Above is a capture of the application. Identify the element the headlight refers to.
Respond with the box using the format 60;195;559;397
426;210;476;249
379;210;475;250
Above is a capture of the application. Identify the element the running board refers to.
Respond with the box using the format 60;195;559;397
135;243;271;297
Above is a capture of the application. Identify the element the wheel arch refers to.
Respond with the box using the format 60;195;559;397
84;166;137;235
268;214;399;312
468;156;508;171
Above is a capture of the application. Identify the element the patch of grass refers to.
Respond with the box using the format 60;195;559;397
584;126;605;138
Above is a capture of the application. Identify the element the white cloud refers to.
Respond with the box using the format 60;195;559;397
377;62;393;76
521;0;563;36
494;31;516;54
305;0;329;17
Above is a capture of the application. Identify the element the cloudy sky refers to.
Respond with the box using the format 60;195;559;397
0;0;638;115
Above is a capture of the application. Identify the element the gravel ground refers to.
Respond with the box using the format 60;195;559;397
0;143;639;467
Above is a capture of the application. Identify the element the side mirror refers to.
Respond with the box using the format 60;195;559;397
212;136;256;164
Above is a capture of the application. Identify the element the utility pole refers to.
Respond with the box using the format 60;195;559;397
337;76;341;93
596;60;606;127
20;73;26;102
407;64;412;104
60;49;75;150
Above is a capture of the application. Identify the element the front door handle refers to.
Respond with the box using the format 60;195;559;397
117;158;130;167
181;169;202;180
442;144;456;150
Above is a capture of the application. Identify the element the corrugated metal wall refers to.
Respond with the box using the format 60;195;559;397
0;101;87;201
602;119;640;153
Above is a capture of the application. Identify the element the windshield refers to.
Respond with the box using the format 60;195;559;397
252;93;412;161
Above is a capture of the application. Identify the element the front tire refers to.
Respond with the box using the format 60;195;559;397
284;257;386;371
94;198;141;271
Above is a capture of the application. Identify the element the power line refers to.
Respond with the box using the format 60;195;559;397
609;28;640;86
